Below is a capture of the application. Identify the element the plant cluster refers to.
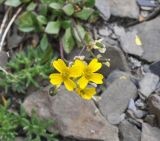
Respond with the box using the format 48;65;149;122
0;104;58;141
49;58;104;100
1;0;98;54
0;46;57;93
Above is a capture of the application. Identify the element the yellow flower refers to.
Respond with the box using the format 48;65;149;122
74;59;104;89
49;59;81;91
76;87;96;100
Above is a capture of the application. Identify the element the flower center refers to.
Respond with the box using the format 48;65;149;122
84;68;92;79
62;69;70;80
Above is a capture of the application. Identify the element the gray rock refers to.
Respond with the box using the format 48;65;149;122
98;78;137;124
129;57;142;68
114;26;144;56
7;31;23;49
134;110;147;119
103;36;119;47
143;64;150;73
23;87;119;141
119;120;141;141
141;123;160;141
127;117;142;128
107;0;139;19
0;51;8;67
128;99;137;112
95;0;110;20
128;99;147;119
106;70;131;85
137;0;157;8
15;137;25;141
148;94;160;126
139;73;159;97
108;113;125;125
149;61;160;77
135;99;146;109
144;115;156;126
133;17;160;62
100;46;129;77
98;26;112;37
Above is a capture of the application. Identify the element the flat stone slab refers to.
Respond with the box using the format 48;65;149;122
95;0;110;20
139;73;159;97
114;26;144;56
133;17;160;62
23;87;119;141
119;120;141;141
100;46;129;77
141;123;160;141
98;78;137;124
107;0;139;19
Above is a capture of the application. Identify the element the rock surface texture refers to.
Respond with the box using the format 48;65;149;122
119;120;141;141
114;26;144;56
133;17;160;62
23;87;119;141
139;73;159;97
148;94;160;126
141;123;160;141
100;46;129;77
98;78;137;124
107;0;139;19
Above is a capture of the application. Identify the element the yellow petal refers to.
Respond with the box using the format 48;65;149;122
69;60;85;77
49;73;63;85
53;59;67;73
88;59;102;72
135;35;142;46
81;88;96;100
77;76;88;89
64;79;76;91
89;73;104;84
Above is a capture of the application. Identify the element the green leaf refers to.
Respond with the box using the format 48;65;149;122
39;4;48;16
40;34;48;51
21;0;31;3
63;3;74;16
62;28;75;54
16;11;37;32
27;2;37;11
88;11;99;23
5;0;21;7
49;2;63;10
0;0;4;4
45;21;61;34
84;32;92;44
40;0;53;4
61;20;72;29
37;15;47;25
74;7;94;20
73;24;86;42
84;0;95;7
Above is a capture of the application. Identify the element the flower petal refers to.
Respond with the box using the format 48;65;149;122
76;87;96;100
53;59;67;73
69;60;85;77
64;79;76;91
78;76;88;89
88;59;102;72
82;88;96;100
89;73;104;84
49;73;63;85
